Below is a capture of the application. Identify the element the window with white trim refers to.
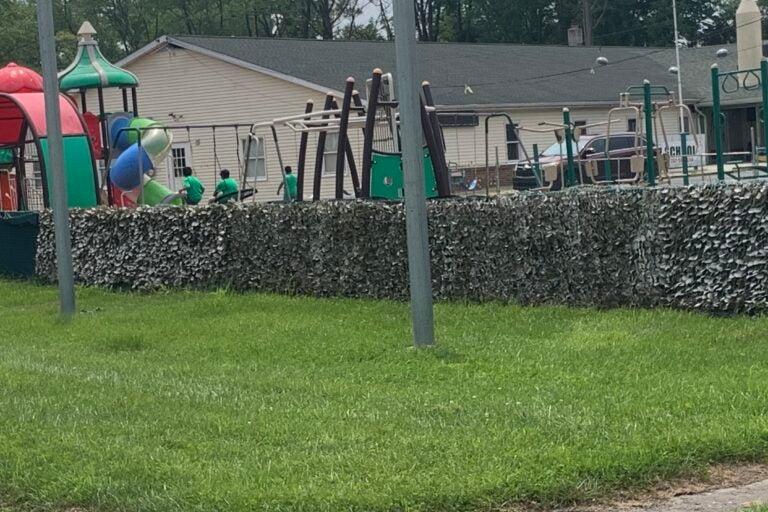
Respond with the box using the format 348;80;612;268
164;142;192;191
506;124;520;161
322;133;339;176
169;146;187;180
242;137;267;181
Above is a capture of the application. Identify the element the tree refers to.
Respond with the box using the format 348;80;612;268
475;0;557;44
415;0;442;41
0;0;749;71
0;0;40;68
337;20;383;40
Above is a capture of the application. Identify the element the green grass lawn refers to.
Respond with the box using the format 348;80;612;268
2;280;768;512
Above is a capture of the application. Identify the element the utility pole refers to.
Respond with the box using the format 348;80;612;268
582;0;593;46
37;0;76;317
392;0;435;347
672;0;686;131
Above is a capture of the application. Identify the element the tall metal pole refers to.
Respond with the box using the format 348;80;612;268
760;59;768;166
681;132;689;186
711;64;725;181
393;0;435;347
563;108;576;187
37;0;75;316
672;0;686;131
643;80;657;186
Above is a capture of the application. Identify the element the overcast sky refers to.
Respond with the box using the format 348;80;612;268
358;1;384;23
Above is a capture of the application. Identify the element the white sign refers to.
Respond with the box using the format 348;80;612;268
657;134;707;168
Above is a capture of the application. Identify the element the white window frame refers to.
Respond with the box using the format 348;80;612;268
505;123;520;163
165;142;191;190
322;132;339;177
242;136;268;182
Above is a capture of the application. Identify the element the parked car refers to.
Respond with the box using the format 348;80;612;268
516;132;649;190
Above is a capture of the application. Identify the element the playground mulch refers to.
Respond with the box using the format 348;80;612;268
2;279;768;512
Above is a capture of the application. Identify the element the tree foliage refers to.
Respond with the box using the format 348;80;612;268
0;0;759;70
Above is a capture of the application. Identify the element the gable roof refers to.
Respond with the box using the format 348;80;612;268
121;35;762;109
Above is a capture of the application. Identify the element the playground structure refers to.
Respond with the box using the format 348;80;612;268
58;22;183;207
492;81;708;192
245;69;451;201
711;59;768;181
481;61;768;194
0;62;99;211
0;23;220;212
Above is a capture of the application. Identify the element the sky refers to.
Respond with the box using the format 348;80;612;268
358;1;384;24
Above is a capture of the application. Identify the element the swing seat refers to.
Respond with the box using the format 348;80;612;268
215;188;256;204
534;163;560;191
617;155;646;184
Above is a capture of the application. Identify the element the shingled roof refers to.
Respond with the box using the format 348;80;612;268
129;35;764;108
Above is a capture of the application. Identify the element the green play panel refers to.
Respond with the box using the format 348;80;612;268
39;135;98;208
370;147;438;200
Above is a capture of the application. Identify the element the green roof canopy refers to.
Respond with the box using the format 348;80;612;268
58;22;139;91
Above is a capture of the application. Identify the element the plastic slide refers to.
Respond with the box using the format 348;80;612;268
108;115;180;206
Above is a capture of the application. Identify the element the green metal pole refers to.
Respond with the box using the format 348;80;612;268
681;132;689;186
643;80;656;186
533;143;541;184
761;60;768;168
711;64;724;181
563;108;575;187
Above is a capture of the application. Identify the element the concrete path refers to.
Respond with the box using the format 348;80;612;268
645;479;768;512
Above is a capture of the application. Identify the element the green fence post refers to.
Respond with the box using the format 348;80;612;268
711;64;724;181
761;60;768;167
563;108;575;187
533;143;541;184
681;132;689;186
643;80;656;186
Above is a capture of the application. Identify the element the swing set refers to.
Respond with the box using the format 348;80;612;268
162;122;256;203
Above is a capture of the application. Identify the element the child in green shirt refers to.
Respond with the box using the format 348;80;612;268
211;169;239;204
180;167;205;205
277;166;298;202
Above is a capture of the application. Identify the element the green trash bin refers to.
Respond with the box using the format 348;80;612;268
0;212;39;277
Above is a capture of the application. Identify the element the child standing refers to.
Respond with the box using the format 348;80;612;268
276;166;298;202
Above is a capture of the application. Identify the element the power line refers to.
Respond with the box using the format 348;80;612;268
429;48;670;91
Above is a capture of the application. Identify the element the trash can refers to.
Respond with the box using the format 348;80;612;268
0;211;39;277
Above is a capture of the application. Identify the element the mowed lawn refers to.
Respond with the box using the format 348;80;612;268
2;281;768;512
